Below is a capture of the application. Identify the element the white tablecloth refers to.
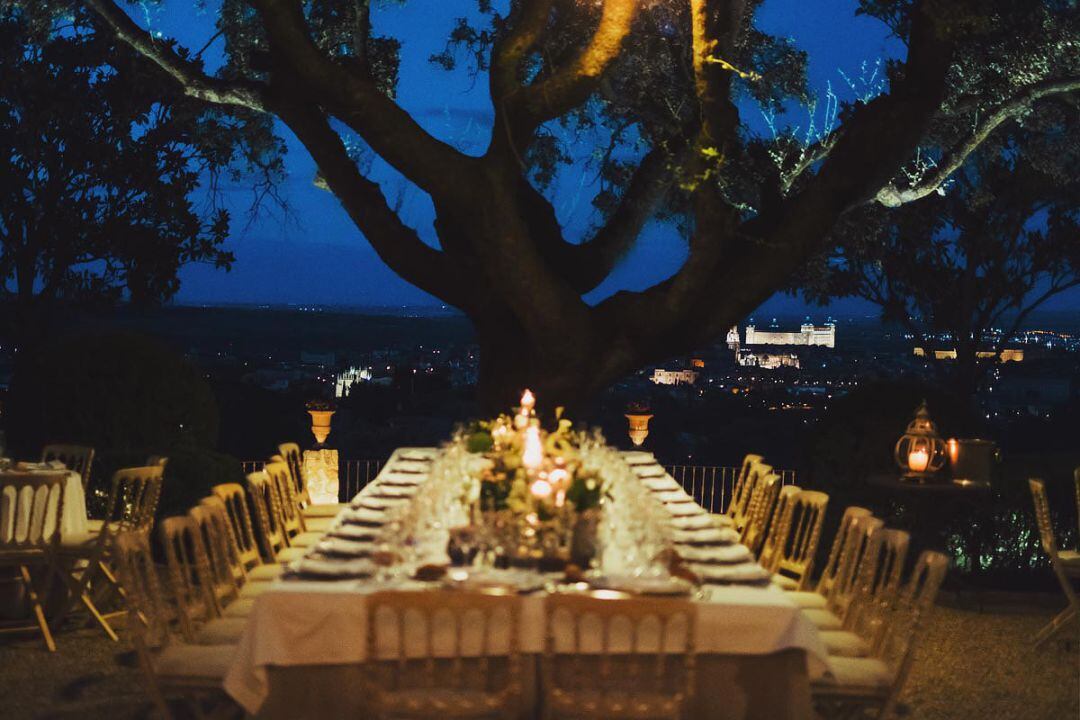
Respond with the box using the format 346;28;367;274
225;449;830;715
0;469;87;543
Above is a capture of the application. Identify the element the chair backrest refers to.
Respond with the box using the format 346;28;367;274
876;550;949;711
99;465;165;538
771;490;830;589
41;444;94;489
159;516;220;639
246;470;287;562
544;592;695;709
741;473;782;556
1029;478;1079;607
815;505;873;596
0;471;68;549
197;496;249;585
266;458;304;538
145;455;169;468
725;453;764;519
278;442;309;506
844;527;910;633
189;502;243;606
826;514;885;617
113;530;172;650
367;590;522;699
730;458;772;532
211;483;262;570
757;484;801;570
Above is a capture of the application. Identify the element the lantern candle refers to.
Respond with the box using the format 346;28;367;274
947;438;960;467
908;448;930;473
522;426;543;471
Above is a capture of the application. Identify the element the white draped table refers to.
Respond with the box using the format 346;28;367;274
225;449;831;719
0;467;88;542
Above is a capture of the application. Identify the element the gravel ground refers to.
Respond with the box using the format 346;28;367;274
0;602;1076;719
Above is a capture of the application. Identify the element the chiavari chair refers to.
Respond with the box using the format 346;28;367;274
1029;478;1080;647
265;459;325;547
768;490;830;591
741;473;782;557
159;516;222;640
542;592;696;720
245;470;307;564
819;528;910;657
365;590;524;719
724;453;763;523
786;505;873;609
812;550;949;719
0;471;68;651
40;444;95;490
729;456;771;533
113;530;238;720
279;441;348;518
209;485;288;581
757;484;801;571
801;515;884;630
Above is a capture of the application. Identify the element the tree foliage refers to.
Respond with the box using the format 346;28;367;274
77;0;1080;408
0;2;283;336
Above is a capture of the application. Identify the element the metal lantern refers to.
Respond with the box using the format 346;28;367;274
894;400;947;480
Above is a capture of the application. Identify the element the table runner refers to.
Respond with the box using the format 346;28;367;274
224;448;830;716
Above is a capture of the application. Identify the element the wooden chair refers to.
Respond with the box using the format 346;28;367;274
112;530;238;720
542;592;695;720
741;472;782;556
159;516;221;640
1029;478;1080;647
0;471;68;651
265;459;323;547
365;590;523;719
802;515;885;630
812;550;949;719
41;444;95;490
724;453;763;521
209;485;287;580
279;440;346;518
819;528;911;657
787;506;873;609
245;470;307;564
768;490;830;591
729;456;771;533
757;484;801;571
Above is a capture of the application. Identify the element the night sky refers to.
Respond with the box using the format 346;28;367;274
139;1;1078;318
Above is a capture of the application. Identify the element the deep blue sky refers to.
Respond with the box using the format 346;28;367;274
137;1;1078;318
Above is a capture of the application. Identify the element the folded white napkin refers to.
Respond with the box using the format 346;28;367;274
367;484;416;498
380;471;425;486
670;526;740;546
398;449;437;461
389;460;430;474
328;524;379;540
666;503;706;517
654;489;694;504
288;556;375;579
694;562;771;585
622;451;657;465
644;477;681;492
675;543;752;564
316;537;375;558
340;507;387;526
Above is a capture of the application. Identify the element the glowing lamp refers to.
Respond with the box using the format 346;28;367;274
894;400;947;481
520;389;536;412
530;478;553;499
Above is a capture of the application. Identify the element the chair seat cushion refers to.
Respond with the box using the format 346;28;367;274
820;630;871;658
803;608;843;631
154;643;235;680
787;591;827;609
277;547;308;563
816;656;892;692
772;574;800;591
239;582;272;599
222;598;257;618
303;503;347;518
288;532;324;548
193;618;249;645
57;532;101;552
304;517;335;533
248;564;285;581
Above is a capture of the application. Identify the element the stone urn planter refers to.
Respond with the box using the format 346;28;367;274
307;409;335;446
624;413;654;447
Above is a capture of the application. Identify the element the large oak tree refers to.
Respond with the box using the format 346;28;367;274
82;0;1079;410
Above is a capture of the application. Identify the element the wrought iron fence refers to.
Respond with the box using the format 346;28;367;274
242;457;795;511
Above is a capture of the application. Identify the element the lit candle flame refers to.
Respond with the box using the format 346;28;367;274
523;426;543;470
908;448;930;473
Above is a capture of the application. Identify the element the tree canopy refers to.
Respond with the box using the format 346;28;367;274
77;0;1080;408
0;2;282;337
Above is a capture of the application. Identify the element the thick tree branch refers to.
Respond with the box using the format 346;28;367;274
253;0;472;197
491;0;555;101
85;0;268;110
876;76;1080;207
275;102;468;308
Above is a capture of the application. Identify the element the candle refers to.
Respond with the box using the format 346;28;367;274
530;478;552;499
947;439;959;467
523;426;543;470
908;448;930;473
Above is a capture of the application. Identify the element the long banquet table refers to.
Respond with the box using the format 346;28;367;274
224;448;832;719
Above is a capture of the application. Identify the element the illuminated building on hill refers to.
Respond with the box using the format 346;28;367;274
651;368;699;386
744;322;835;348
913;348;1024;362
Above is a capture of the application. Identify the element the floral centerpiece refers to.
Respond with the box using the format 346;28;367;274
457;390;608;568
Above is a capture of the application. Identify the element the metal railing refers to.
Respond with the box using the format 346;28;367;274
664;465;797;514
242;457;796;511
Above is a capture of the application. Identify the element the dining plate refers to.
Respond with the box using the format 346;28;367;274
587;574;693;596
632;466;667;478
286;556;375;580
644;477;681;492
675;544;752;565
368;484;416;498
389;460;431;473
316;537;376;558
398;449;437;461
621;451;657;466
654;490;694;504
353;496;410;511
670;526;740;546
668;513;718;530
442;567;546;594
328;525;378;541
340;507;387;526
666;503;706;517
693;562;772;586
379;472;425;486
